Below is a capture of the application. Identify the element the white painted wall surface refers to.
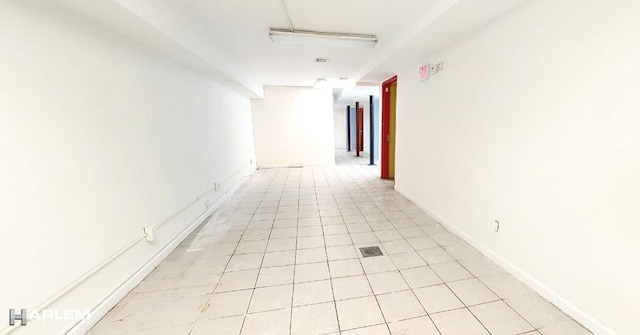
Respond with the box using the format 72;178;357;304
393;0;640;334
361;101;371;154
334;107;347;149
252;86;335;167
0;2;256;334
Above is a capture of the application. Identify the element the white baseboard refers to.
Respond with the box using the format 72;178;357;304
67;171;252;335
394;185;615;335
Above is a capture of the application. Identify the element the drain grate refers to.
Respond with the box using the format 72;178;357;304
359;246;383;258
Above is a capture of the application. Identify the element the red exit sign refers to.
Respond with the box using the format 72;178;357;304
419;64;430;81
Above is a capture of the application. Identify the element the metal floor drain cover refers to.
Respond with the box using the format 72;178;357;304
359;246;383;258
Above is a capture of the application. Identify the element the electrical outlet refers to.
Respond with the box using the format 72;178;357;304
494;220;500;232
143;226;155;242
250;158;253;165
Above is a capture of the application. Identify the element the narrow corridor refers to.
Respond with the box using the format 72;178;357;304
89;152;590;335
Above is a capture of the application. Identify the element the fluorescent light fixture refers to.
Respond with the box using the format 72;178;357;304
270;29;378;48
314;78;356;89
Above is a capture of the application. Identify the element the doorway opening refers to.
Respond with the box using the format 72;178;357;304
381;76;397;180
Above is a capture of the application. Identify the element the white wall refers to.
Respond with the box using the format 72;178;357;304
393;1;640;334
334;107;347;149
360;98;381;162
252;86;335;167
0;2;256;334
361;101;371;154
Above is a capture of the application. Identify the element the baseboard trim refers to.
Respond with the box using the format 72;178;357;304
394;185;614;335
67;170;252;335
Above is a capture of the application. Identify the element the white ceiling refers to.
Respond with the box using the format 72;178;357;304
164;0;438;87
334;85;381;108
51;0;531;98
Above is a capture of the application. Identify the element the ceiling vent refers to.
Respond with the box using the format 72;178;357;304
315;58;329;63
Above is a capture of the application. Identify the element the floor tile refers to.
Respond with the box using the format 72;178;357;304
430;261;473;282
417;248;454;264
332;275;374;300
443;242;480;260
91;323;193;335
389;252;427;270
397;227;426;239
375;230;404;242
296;248;327;264
361;256;397;274
447;278;499;306
505;294;569;328
388;316;440;335
241;229;271;242
293;279;334;306
336;296;385;331
344;215;367;224
430;308;490;335
291;302;339;335
326;245;358;261
478;273;533;298
297;236;325;249
400;266;443;289
324;234;353;247
469;300;534;335
329;259;364;278
348;223;373;233
406;237;439;250
341;324;390;335
191;316;243;335
298;226;324;237
458;258;504;277
262;250;295;268
270;227;297;239
381;240;414;254
367;271;409;295
216;269;259;293
321;216;344;224
201;289;253;319
413;284;464;313
294;262;330;283
539;321;593;335
248;284;293;313
256;265;294;287
370;221;396;231
241;308;290;335
226;253;264;271
351;232;379;244
95;295;207;332
377;290;426;322
267;238;297;252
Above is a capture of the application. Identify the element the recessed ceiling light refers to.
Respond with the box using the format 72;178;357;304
315;58;329;63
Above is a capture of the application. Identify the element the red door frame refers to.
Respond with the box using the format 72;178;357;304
381;75;397;179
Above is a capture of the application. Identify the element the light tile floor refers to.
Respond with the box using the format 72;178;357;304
88;151;592;335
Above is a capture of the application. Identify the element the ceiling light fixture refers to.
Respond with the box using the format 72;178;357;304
270;29;378;48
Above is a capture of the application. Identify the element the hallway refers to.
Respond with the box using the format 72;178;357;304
88;152;589;335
